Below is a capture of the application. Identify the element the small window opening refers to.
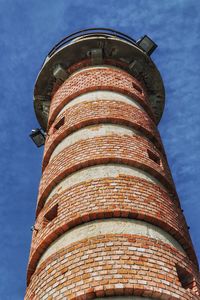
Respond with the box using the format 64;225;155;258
176;265;194;290
54;117;65;131
147;149;160;165
43;204;58;224
132;82;142;94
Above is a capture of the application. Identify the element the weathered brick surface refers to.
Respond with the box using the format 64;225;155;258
48;67;155;127
28;176;197;282
25;235;200;299
26;63;199;299
51;59;134;96
66;58;130;75
43;100;163;170
37;135;175;215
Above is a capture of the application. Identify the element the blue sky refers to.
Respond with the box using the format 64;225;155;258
0;0;200;299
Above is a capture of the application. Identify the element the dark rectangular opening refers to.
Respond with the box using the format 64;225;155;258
54;117;65;131
147;149;160;165
132;82;142;94
44;204;58;223
176;265;194;290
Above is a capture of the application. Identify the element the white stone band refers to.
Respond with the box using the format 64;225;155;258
46;164;166;203
50;124;146;161
37;218;185;267
58;90;144;116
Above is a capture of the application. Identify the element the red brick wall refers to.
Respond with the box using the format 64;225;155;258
25;236;200;299
48;67;155;127
25;64;200;299
37;135;175;214
43;100;163;170
27;176;197;284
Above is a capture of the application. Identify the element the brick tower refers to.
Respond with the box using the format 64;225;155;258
25;29;200;299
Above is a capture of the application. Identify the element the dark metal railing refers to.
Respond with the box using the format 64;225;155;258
46;28;136;59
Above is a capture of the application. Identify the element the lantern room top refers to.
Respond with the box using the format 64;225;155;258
34;28;165;130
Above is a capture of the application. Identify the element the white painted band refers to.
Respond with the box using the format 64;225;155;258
58;90;144;116
37;218;185;266
50;124;146;161
46;164;166;203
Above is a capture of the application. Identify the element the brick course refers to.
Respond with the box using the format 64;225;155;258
43;100;163;170
26;58;200;299
37;135;175;216
25;236;200;299
48;67;155;127
27;176;197;284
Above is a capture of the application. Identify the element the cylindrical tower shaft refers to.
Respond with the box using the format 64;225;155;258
25;29;200;300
